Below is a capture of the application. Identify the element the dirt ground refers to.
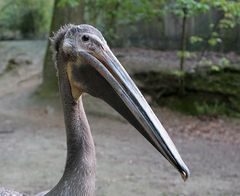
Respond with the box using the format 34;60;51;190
0;41;240;196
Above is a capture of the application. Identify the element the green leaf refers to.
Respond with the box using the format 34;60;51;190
58;0;80;7
210;65;221;72
190;36;203;44
177;51;193;58
208;37;221;47
171;70;185;77
218;57;230;67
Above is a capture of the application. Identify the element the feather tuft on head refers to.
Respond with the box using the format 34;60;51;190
50;24;75;54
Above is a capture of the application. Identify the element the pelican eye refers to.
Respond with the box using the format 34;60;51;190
82;35;89;42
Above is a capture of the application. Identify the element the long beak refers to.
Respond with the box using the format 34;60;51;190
78;47;190;181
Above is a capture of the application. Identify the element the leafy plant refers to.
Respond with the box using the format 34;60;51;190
84;0;166;45
195;101;227;116
0;0;53;38
58;0;80;7
166;0;210;94
190;0;240;67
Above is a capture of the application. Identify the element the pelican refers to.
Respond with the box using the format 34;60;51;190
0;24;189;196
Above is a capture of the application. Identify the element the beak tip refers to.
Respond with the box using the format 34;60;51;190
181;167;190;181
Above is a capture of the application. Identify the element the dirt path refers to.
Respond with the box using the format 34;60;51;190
0;41;239;196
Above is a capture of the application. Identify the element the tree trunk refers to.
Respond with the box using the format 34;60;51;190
40;0;84;97
179;7;187;95
180;12;187;72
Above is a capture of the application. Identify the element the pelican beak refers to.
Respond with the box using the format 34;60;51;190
77;47;190;181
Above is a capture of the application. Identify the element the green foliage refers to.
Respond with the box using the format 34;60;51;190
58;0;80;7
177;51;194;59
202;0;240;28
194;101;227;116
207;32;222;47
0;0;54;38
199;0;240;46
218;57;230;67
84;0;166;45
168;0;209;18
199;58;213;66
167;0;210;94
210;65;221;72
165;0;240;74
134;66;240;117
83;0;239;49
85;0;165;24
171;70;186;77
161;96;228;116
208;37;221;47
199;57;230;70
190;36;203;44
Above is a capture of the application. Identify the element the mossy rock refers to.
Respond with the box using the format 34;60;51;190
134;66;240;117
3;58;32;73
186;67;240;96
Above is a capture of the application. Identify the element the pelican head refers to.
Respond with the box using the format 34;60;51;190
52;24;190;181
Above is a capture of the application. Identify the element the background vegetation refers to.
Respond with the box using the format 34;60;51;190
0;0;240;117
0;0;53;39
